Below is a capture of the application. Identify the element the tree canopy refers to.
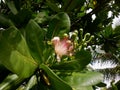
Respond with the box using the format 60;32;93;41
0;0;120;90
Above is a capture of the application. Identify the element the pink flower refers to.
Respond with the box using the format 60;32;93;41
51;36;73;62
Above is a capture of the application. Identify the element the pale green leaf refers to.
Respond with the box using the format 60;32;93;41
0;26;38;78
25;75;37;90
63;72;103;89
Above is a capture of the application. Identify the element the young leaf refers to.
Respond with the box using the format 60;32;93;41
0;26;38;78
40;64;72;90
46;12;70;39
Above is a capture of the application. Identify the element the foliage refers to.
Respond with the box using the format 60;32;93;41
0;0;120;90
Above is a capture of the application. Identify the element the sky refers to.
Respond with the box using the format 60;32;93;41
112;15;120;28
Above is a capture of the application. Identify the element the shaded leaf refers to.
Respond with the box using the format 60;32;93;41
0;14;13;28
51;60;83;71
46;0;60;12
46;12;70;39
9;9;32;27
40;64;72;90
0;26;38;78
51;49;91;71
62;0;85;12
6;0;18;15
102;25;113;38
75;49;92;69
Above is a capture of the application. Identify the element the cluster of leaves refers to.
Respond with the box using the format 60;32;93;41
0;0;120;90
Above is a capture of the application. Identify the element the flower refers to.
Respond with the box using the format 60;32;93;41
89;59;118;70
51;36;73;62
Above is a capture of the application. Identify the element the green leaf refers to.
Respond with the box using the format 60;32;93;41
62;0;85;12
16;85;26;90
51;50;91;71
0;74;23;90
63;72;103;90
102;25;113;38
46;12;70;39
6;0;18;15
24;75;37;90
9;9;32;27
46;0;60;12
40;64;72;90
75;49;92;69
25;19;46;63
51;60;82;71
0;14;13;27
0;26;38;78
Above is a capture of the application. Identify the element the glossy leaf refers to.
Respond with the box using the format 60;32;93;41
40;64;72;90
0;74;23;90
25;75;37;90
63;72;103;90
0;26;38;78
16;85;26;90
46;12;70;39
25;19;46;63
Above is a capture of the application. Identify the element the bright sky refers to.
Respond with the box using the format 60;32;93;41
112;15;120;28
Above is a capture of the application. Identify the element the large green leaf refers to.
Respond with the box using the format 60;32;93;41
25;19;46;63
40;64;72;90
46;12;70;39
0;26;38;78
63;72;103;90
